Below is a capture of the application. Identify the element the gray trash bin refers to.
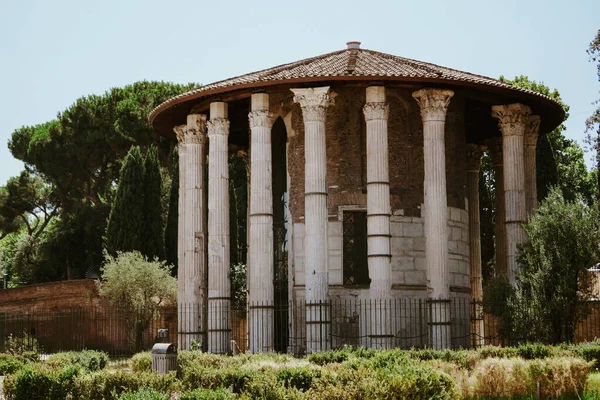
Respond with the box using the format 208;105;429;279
151;343;177;374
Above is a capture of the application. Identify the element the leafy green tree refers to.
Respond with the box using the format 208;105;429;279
6;81;195;284
499;75;594;203
587;29;600;197
513;188;600;343
0;171;57;239
164;149;179;269
105;146;145;255
141;146;165;260
97;251;177;351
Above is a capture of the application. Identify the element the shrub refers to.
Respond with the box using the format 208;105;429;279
179;388;236;400
577;342;600;367
46;350;109;371
3;364;80;400
4;332;42;356
516;343;554;359
0;354;28;375
408;348;480;370
477;345;519;359
277;367;320;391
307;347;350;365
72;370;177;400
130;351;152;372
118;387;169;400
471;357;591;398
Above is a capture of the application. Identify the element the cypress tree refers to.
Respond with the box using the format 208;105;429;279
106;146;145;254
165;149;179;268
141;146;166;260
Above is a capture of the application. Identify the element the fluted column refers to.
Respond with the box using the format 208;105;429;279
525;115;540;216
364;86;393;349
412;88;454;350
174;114;207;350
467;144;485;347
248;93;275;353
487;138;507;277
207;102;231;354
291;86;333;353
492;104;531;285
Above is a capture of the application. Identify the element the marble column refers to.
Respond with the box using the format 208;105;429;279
207;102;231;354
486;138;507;278
291;86;333;353
466;143;485;347
492;104;531;286
412;88;454;350
525;115;540;216
364;86;393;349
247;93;275;353
174;114;208;350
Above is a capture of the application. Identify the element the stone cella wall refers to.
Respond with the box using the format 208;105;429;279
290;203;470;299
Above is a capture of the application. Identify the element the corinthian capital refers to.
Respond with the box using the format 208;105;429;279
491;104;531;136
525;115;541;146
183;114;207;144
173;125;187;143
466;144;486;172
290;86;334;122
363;102;389;121
412;88;454;122
248;111;275;129
207;118;230;136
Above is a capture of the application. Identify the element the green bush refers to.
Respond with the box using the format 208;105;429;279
307;347;350;365
577;342;600;367
118;387;169;400
179;388;236;400
46;350;109;371
408;348;480;370
3;364;80;400
477;345;519;359
277;367;320;391
516;343;554;359
0;354;28;375
72;370;177;400
130;351;152;372
4;332;42;356
471;356;591;398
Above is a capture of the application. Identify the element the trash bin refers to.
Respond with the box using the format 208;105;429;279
151;343;177;374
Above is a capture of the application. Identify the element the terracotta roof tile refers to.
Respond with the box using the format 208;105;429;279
149;47;562;124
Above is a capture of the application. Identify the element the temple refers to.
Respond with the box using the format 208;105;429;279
149;42;564;352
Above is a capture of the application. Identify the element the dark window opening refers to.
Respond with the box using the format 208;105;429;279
342;211;370;286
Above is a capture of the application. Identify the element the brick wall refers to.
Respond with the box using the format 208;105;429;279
0;280;102;313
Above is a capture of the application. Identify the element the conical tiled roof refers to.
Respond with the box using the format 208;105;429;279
150;44;564;134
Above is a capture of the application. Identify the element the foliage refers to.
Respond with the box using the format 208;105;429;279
118;387;169;400
586;29;600;196
71;370;177;400
130;351;151;373
0;354;29;375
5;331;42;357
470;357;590;399
164;149;179;269
5;81;195;285
230;263;247;309
513;188;600;343
97;251;176;350
3;363;80;400
0;171;56;240
46;350;108;372
141;146;165;260
178;387;236;400
105;146;146;255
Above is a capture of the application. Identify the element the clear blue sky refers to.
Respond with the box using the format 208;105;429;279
0;0;598;185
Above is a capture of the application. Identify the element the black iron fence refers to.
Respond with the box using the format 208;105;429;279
1;298;600;356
